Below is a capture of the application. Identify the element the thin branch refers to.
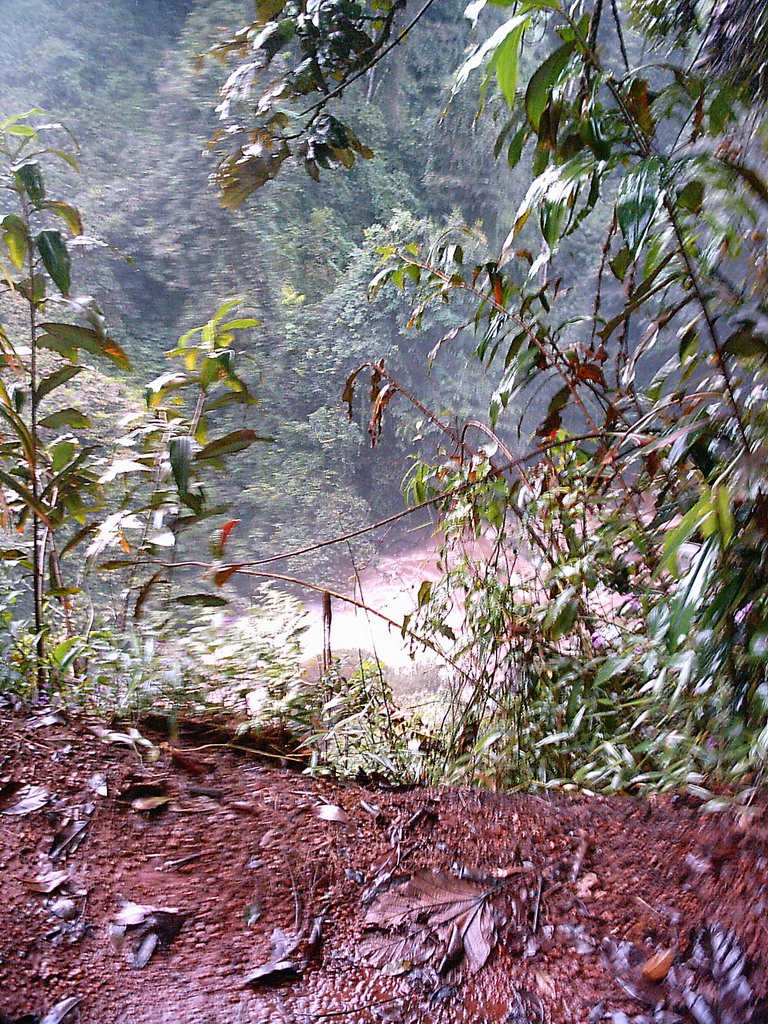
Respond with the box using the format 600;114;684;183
298;0;439;118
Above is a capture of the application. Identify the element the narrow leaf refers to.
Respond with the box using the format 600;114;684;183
616;157;665;257
169;436;193;495
196;429;269;460
495;22;526;106
36;365;83;402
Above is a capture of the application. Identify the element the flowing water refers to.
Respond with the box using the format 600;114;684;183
300;528;531;682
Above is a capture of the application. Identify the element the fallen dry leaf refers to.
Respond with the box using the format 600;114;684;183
131;795;171;812
111;900;186;969
642;946;675;981
1;783;49;816
361;869;498;975
27;710;66;730
49;819;88;860
24;869;70;895
88;772;108;797
315;803;349;824
243;926;304;987
575;871;598;898
40;996;81;1024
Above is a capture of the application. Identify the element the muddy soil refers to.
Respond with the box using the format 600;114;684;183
1;705;767;1024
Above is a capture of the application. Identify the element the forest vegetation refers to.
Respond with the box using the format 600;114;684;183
1;0;768;799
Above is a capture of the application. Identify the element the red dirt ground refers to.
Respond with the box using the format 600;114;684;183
1;704;766;1024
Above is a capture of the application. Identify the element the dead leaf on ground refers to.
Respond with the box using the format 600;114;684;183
118;779;169;800
361;849;399;902
642;946;675;981
24;869;70;894
131;795;171;812
88;772;108;797
243;926;304;987
360;870;498;975
50;819;89;860
40;996;81;1024
315;803;349;824
88;725;156;753
27;710;66;730
1;783;49;816
575;871;598;898
603;924;764;1022
110;900;186;969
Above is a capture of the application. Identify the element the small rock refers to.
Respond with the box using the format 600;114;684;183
576;872;599;898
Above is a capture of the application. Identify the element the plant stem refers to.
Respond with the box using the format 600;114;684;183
26;208;45;690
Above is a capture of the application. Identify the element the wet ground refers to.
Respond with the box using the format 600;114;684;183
1;706;767;1024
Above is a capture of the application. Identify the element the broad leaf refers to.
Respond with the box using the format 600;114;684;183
362;870;497;975
2;215;28;270
14;161;45;207
39;408;90;430
38;322;131;370
454;14;529;94
41;201;83;236
35;230;71;294
525;42;573;131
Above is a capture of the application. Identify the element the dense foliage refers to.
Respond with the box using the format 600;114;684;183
2;0;768;797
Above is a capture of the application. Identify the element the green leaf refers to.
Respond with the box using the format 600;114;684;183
609;247;632;282
38;322;131;370
0;467;50;521
2;215;28;270
676;179;704;213
659;493;713;575
41;201;83;236
616;157;665;257
454;14;529;94
709;85;735;135
1;108;43;130
507;124;528;168
525;42;573;132
666;537;719;653
594;654;634;687
51;636;82;670
35;230;71;294
175;593;229;608
494;21;526;106
36;365;83;403
196;429;270;461
14;161;45;207
51;439;76;474
169;435;194;495
217;318;260;331
39;408;90;430
204;389;258;412
5;124;37;138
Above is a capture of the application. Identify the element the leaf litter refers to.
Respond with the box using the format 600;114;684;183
2;709;768;1023
109;900;187;969
360;870;500;975
0;782;49;815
